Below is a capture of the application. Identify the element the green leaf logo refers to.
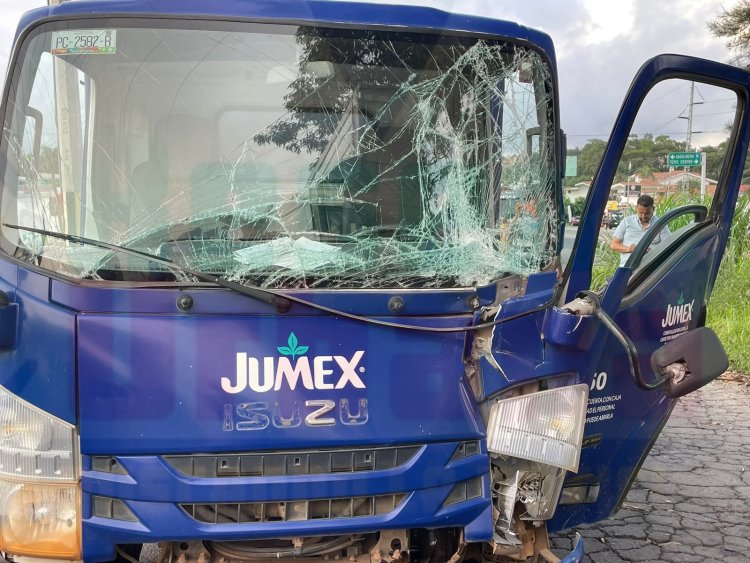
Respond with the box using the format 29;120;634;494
277;332;309;360
677;292;685;306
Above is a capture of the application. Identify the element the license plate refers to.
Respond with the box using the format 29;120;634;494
51;30;116;55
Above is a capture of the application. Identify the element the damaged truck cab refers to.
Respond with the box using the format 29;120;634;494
0;1;749;562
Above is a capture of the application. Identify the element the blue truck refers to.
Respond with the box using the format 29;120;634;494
0;1;748;561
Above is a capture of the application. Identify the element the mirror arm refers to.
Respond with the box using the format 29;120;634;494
578;290;669;391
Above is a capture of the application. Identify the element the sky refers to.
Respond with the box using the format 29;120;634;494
0;0;741;148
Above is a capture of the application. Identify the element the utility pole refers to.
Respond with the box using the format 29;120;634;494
626;161;631;212
49;0;79;233
679;82;704;192
683;82;695;191
686;82;695;151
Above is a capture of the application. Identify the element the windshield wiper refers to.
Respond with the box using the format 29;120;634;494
2;223;562;333
3;224;292;312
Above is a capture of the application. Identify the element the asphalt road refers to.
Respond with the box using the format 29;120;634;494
551;375;750;563
561;225;578;266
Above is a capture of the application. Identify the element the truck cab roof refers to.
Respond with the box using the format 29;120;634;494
14;0;556;66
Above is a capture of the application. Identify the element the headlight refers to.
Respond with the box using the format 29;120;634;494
0;386;80;559
486;384;588;472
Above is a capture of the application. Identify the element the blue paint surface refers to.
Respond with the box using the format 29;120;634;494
1;4;750;561
76;312;482;453
0;265;77;422
13;0;557;68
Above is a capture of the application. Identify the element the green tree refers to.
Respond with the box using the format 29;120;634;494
708;1;750;69
564;196;585;216
702;143;727;181
567;138;606;183
613;134;686;183
38;145;60;174
568;134;732;188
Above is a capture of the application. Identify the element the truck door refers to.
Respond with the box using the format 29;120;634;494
552;55;750;530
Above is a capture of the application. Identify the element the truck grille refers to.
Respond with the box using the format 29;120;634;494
180;494;406;524
164;446;420;478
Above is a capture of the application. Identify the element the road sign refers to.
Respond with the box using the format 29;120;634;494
565;155;578;177
667;152;702;167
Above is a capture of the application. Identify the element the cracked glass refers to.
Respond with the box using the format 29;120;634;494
1;22;558;289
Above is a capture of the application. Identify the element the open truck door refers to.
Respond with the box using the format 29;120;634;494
2;4;750;560
550;55;750;531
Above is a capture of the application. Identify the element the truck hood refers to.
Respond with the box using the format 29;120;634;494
76;311;483;454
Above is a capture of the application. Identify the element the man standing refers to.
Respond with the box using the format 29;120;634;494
610;194;667;266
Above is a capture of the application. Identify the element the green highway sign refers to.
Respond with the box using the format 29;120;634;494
667;151;702;167
565;155;578;177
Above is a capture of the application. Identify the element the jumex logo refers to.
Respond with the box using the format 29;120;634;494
661;291;694;329
221;332;367;394
221;333;369;431
277;332;308;360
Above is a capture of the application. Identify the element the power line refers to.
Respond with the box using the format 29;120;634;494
566;129;728;137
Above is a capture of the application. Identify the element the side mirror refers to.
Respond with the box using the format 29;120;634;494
650;327;728;398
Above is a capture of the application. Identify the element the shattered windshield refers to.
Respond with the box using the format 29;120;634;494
0;21;558;288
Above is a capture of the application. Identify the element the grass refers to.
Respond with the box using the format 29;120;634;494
591;232;618;290
591;193;700;291
707;257;750;373
591;192;750;374
654;193;707;230
706;191;750;374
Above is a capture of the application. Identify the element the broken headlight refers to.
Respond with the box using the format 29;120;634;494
486;384;588;472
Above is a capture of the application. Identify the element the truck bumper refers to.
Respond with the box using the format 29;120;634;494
80;441;492;562
560;533;585;563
